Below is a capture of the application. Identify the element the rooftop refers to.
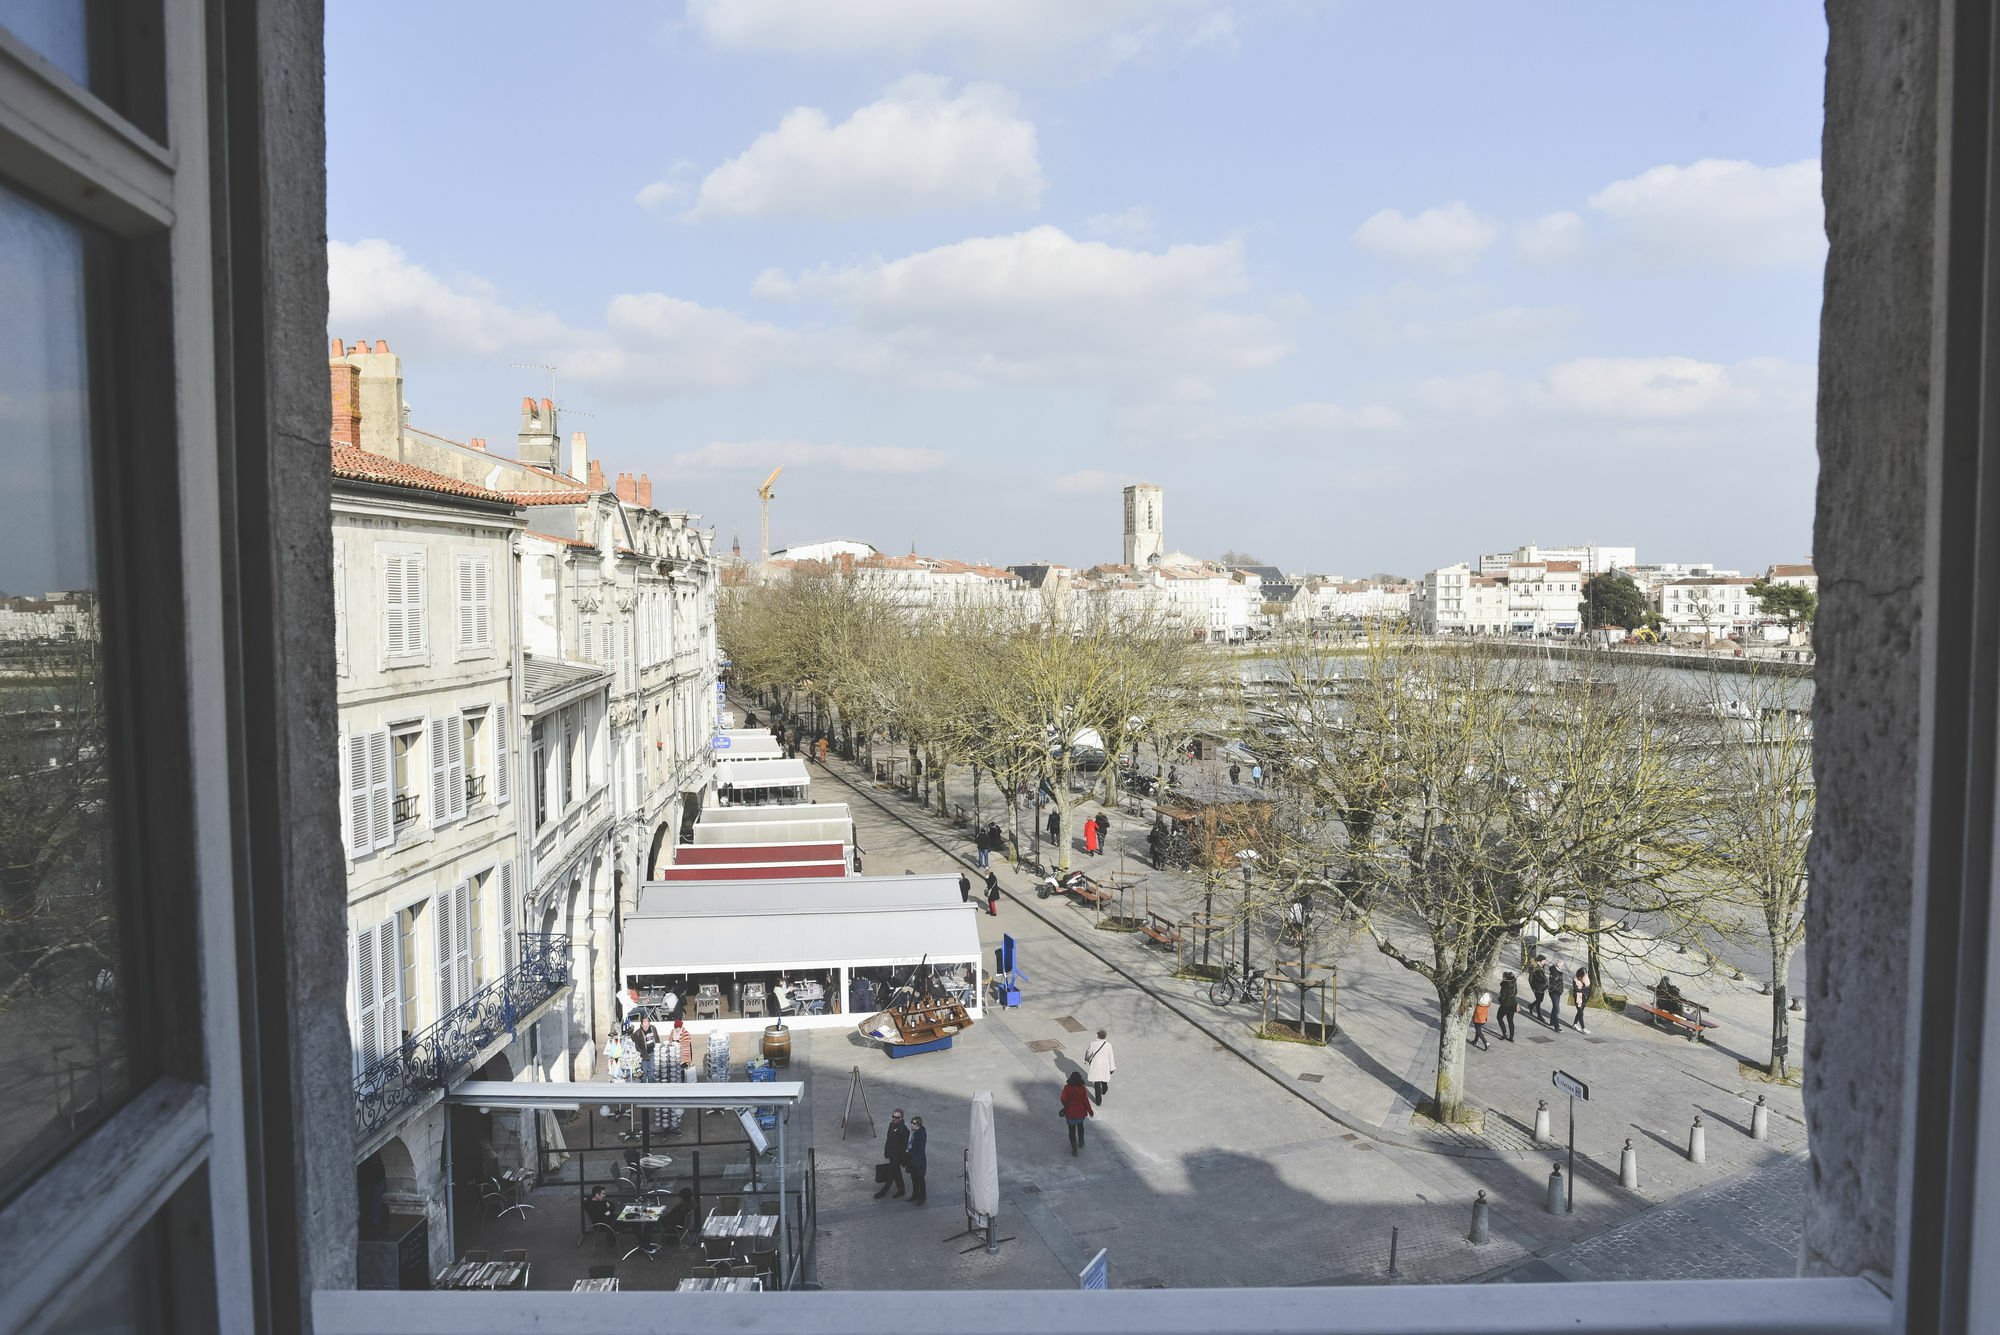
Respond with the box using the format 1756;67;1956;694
329;447;512;504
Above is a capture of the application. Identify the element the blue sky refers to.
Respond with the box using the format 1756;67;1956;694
327;2;1827;576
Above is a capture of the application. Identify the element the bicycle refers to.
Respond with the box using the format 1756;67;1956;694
1208;960;1265;1006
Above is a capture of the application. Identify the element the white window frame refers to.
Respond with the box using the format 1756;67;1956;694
379;541;428;666
454;547;492;658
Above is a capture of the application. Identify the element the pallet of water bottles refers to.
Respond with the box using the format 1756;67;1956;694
746;1059;778;1130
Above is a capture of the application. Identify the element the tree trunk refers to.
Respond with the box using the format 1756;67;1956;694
1432;1000;1473;1123
971;766;982;826
1770;942;1792;1079
1202;880;1215;967
1585;898;1605;1005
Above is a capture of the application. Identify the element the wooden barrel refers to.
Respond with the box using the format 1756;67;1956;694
762;1023;791;1067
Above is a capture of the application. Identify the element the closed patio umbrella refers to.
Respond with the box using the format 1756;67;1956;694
968;1090;999;1221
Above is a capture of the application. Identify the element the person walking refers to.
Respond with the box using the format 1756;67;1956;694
906;1116;929;1205
1527;956;1549;1024
1093;811;1110;856
958;872;972;904
985;871;1001;916
1251;763;1263;788
1497;970;1519;1042
1085;1029;1117;1105
1229;762;1241;785
1542;956;1566;1031
1060;1071;1094;1155
1047;810;1061;845
1570;965;1593;1033
977;822;997;869
1083;816;1100;858
1470;992;1493;1051
875;1109;909;1199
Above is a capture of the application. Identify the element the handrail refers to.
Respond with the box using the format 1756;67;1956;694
353;932;571;1144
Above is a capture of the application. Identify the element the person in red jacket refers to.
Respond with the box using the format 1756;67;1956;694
1059;1071;1094;1156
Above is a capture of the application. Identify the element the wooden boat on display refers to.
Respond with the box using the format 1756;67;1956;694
857;1000;975;1058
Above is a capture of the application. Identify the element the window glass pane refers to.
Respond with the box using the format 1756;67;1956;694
0;0;88;86
45;1218;159;1334
0;181;124;1203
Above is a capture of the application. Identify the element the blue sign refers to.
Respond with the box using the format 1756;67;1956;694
712;736;731;749
1078;1248;1108;1290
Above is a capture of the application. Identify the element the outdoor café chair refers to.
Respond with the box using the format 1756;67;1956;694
731;1264;760;1279
461;1251;488;1264
742;984;767;1018
690;1265;719;1279
694;985;722;1020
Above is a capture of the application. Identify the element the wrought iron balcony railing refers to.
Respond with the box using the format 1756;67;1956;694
353;932;570;1144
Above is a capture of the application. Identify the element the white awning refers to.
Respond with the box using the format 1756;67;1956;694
714;731;782;758
622;874;981;975
697;802;850;826
714;757;810;789
693;819;851;847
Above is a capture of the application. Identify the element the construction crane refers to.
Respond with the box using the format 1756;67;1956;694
758;466;782;563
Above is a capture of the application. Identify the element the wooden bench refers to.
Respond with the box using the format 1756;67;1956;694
1141;912;1182;948
1631;1001;1719;1041
1060;878;1113;907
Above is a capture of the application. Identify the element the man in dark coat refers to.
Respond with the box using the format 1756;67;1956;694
1496;971;1519;1041
1093;811;1110;855
875;1109;909;1199
906;1116;929;1205
958;872;972;904
985;872;1001;916
1047;810;1060;844
1528;956;1549;1023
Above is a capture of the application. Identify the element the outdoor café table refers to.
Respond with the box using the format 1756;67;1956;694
677;1277;762;1292
435;1260;522;1290
700;1211;778;1243
572;1277;621;1292
617;1202;665;1256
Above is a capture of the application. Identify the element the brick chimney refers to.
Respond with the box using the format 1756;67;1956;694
330;361;361;448
589;460;607;492
467;436;487;452
636;473;652;508
615;471;637;503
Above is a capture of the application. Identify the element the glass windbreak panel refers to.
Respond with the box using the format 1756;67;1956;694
0;0;88;85
0;181;122;1204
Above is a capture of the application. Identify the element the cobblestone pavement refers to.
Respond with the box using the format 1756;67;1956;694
770;728;1812;1289
1486;1154;1808;1283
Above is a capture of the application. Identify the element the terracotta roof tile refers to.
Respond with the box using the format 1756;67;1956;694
331;447;511;502
497;489;594;506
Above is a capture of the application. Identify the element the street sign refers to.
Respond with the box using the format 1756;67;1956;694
1551;1070;1589;1215
1552;1070;1590;1102
1078;1248;1109;1291
712;736;731;749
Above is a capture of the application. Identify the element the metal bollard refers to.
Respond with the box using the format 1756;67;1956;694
1688;1115;1707;1163
1620;1138;1638;1190
1469;1190;1490;1244
1533;1098;1551;1144
1545;1163;1565;1214
1386;1226;1400;1278
1751;1095;1769;1141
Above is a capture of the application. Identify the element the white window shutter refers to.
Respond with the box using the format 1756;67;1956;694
354;929;378;1070
498;860;515;969
382;552;406;657
406;550;428;656
375;920;399;1057
447;715;467;819
367;729;392;850
454;880;473;1003
493;711;511;805
581;620;593;663
473;555;491;649
429;717;451;828
456;553;476;650
333;539;349;676
435;891;455;1014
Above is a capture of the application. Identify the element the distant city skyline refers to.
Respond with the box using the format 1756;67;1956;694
326;3;1826;574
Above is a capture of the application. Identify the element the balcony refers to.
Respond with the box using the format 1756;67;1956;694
464;773;486;806
352;932;571;1148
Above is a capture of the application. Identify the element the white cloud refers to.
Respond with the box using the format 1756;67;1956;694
755;225;1286;395
1586;159;1824;270
328;239;801;398
1352;202;1498;272
1514;210;1586;264
684;0;1233;71
1338;284;1581;350
1410;355;1813;429
1051;469;1127;494
683;77;1043;222
663;439;948;476
1086;205;1154;244
635;161;698;214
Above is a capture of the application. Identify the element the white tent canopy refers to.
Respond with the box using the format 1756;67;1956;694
693;819;851;848
624;875;979;976
698;802;851;826
714;757;810;790
715;730;782;758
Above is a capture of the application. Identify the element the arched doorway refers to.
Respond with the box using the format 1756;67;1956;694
646;820;672;878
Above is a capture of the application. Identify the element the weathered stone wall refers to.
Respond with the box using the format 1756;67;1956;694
1804;0;1937;1281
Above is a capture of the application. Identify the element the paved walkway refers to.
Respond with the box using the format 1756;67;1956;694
767;726;1813;1288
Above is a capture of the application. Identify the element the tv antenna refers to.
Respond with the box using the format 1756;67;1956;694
509;362;593;417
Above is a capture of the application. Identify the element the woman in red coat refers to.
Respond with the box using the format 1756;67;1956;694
1059;1071;1094;1155
1083;817;1100;857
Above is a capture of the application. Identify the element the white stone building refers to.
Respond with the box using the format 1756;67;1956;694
1414;559;1585;635
1651;576;1765;635
1476;543;1636;577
